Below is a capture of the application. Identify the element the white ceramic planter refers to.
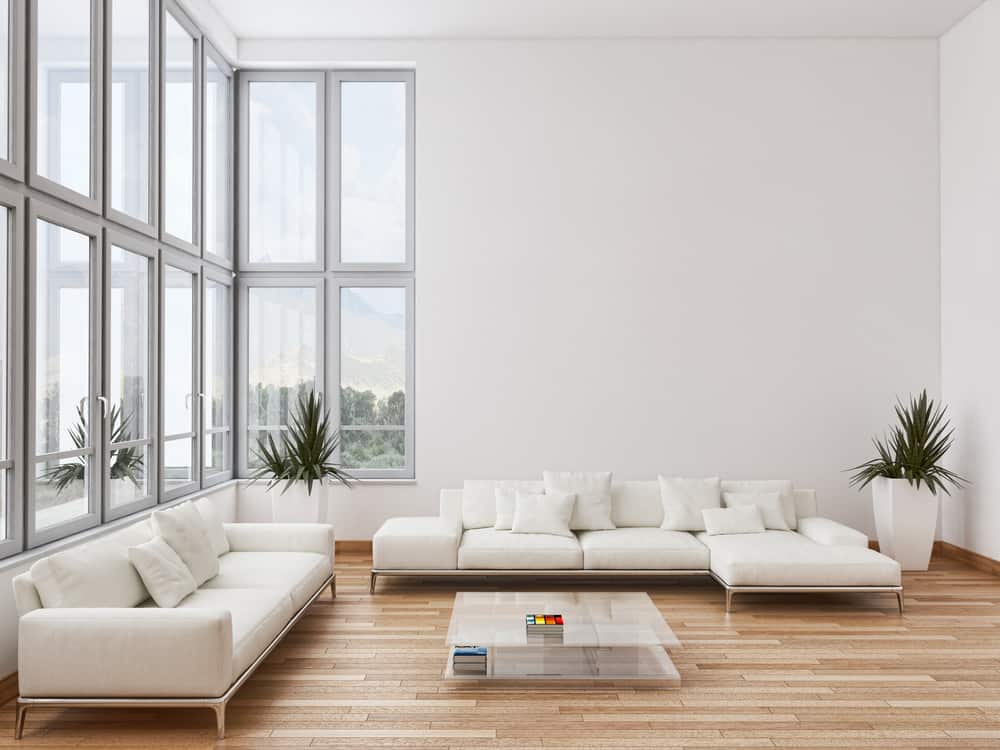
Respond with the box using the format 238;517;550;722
269;480;328;524
871;477;939;571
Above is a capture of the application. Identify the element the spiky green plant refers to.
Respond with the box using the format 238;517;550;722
848;389;967;496
250;390;354;496
44;402;145;493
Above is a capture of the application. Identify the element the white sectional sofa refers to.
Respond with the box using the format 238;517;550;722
11;498;335;740
371;479;903;612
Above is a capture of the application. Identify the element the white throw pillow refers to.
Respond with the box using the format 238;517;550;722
194;497;230;556
721;479;797;529
151;502;219;586
702;506;766;536
129;537;197;608
511;491;576;538
542;471;615;531
494;488;516;530
658;476;722;531
723;491;790;530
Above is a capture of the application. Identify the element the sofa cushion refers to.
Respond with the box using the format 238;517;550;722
29;521;153;609
796;517;869;548
697;530;901;587
577;528;710;570
195;497;230;556
152;502;219;586
200;551;331;610
174;588;295;680
542;471;615;531
723;491;789;530
458;527;582;570
373;517;460;570
721;479;797;530
129;537;198;608
462;480;544;530
659;476;722;531
610;481;663;527
511;491;575;537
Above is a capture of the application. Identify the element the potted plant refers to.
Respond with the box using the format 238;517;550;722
250;390;353;523
848;390;966;571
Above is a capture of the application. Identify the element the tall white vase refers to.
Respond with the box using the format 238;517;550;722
269;480;328;523
871;477;938;571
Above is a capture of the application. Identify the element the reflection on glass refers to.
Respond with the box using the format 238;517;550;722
109;246;149;440
204;432;225;478
36;0;91;195
164;12;194;242
204;279;228;429
205;55;229;258
341;81;407;264
163;265;193;436
35;220;90;456
247;286;316;434
109;443;147;507
163;437;191;492
248;81;317;263
1;0;9;161
109;0;150;222
35;456;88;530
339;287;406;469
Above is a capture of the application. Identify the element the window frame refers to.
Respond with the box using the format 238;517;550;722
238;71;326;273
103;0;159;239
0;0;25;181
0;185;24;557
159;0;201;256
27;0;104;213
102;228;158;521
329;70;415;273
329;275;414;480
201;40;233;269
26;199;104;548
236;275;326;477
201;262;233;487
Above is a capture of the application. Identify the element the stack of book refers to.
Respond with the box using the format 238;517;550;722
452;646;487;675
525;614;564;642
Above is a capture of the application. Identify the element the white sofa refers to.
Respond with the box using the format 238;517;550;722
11;498;335;740
371;480;903;612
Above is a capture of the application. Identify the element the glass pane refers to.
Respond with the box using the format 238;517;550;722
163;436;191;492
163;265;193;436
0;470;6;541
341;81;406;264
109;246;149;441
248;81;317;264
35;456;89;530
204;55;229;259
246;429;274;471
35;220;90;456
109;0;150;222
204;279;228;429
109;442;148;508
204;431;227;478
36;0;92;196
0;0;9;161
163;12;194;243
247;286;316;435
341;429;404;470
0;207;7;461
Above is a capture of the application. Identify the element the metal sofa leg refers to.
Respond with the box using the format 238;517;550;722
896;590;904;614
213;702;226;740
369;572;378;595
725;588;735;613
330;576;336;599
13;701;26;739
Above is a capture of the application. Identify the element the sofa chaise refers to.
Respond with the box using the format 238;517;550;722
371;479;903;612
11;497;335;740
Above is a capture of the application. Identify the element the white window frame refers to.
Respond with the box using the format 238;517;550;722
202;40;233;269
0;185;24;557
28;0;104;213
103;0;159;239
0;0;25;181
238;71;326;273
329;70;415;273
202;263;233;487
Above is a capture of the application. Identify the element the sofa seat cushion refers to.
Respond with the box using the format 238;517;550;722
577;528;710;570
201;551;331;610
697;530;901;587
174;588;295;680
458;527;582;570
373;517;460;570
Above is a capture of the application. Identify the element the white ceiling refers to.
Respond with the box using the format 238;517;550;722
208;0;985;40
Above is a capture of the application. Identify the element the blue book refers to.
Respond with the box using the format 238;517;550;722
454;646;487;657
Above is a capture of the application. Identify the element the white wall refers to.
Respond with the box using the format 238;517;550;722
940;0;1000;560
241;38;942;537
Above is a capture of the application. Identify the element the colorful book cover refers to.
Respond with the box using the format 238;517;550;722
454;646;487;657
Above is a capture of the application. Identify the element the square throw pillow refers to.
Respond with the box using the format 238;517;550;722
659;476;722;531
194;497;230;556
542;471;615;531
129;537;197;608
723;491;789;530
511;491;576;538
494;488;516;530
721;479;797;529
702;506;765;536
151;502;219;586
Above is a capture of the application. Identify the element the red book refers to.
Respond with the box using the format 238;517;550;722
554;615;563;625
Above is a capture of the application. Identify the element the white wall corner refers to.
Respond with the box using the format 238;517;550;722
177;0;239;64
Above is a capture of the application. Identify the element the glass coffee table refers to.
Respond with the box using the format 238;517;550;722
444;591;680;684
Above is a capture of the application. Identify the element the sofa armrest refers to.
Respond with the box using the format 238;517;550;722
373;516;461;570
224;523;335;568
18;608;233;698
797;517;869;548
439;489;463;535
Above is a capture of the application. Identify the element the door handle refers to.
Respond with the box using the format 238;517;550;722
96;396;109;419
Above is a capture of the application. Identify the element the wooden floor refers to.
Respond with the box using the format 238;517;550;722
5;552;1000;749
